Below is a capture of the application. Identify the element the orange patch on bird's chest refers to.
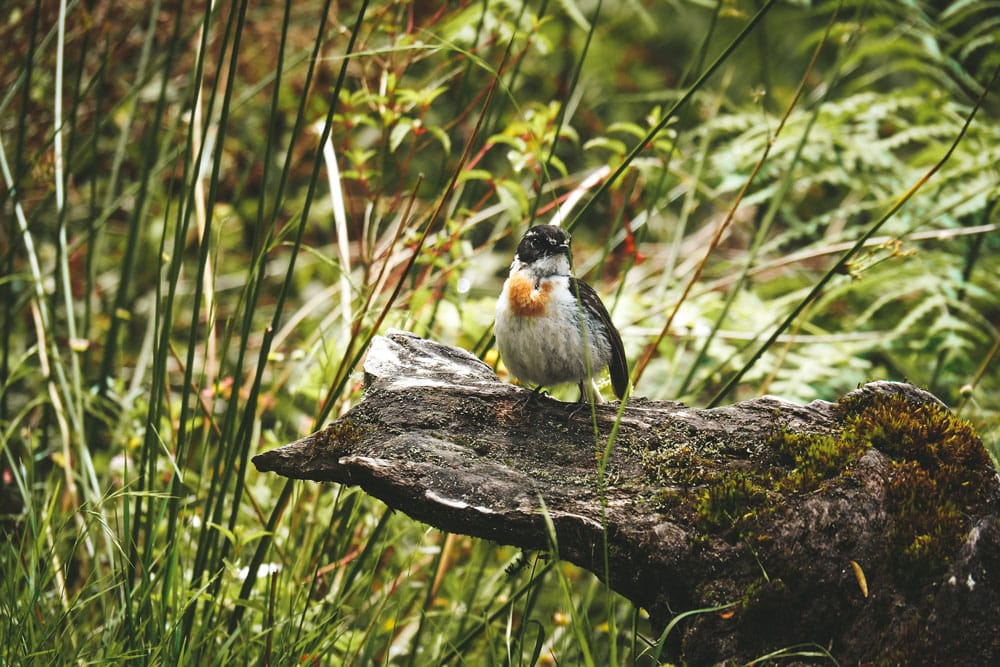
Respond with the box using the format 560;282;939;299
507;273;552;317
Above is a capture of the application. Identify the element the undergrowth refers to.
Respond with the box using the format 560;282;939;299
1;0;997;664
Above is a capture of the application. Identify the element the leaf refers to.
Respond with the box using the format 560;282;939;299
425;125;452;154
390;119;412;152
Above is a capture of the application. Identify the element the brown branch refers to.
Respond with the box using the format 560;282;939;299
254;330;1000;665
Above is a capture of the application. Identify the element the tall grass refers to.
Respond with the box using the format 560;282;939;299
1;0;998;664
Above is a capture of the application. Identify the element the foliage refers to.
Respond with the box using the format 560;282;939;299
1;0;998;663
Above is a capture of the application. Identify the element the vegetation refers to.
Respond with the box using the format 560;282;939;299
2;0;997;663
681;389;994;594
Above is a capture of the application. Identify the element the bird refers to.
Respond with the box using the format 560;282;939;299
494;224;629;402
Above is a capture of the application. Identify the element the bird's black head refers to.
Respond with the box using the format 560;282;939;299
515;225;571;264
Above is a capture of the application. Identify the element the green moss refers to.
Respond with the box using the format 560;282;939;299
739;576;787;611
694;470;768;530
840;393;995;588
774;430;867;492
638;445;711;490
652;486;684;511
321;418;371;453
635;389;993;591
683;426;867;534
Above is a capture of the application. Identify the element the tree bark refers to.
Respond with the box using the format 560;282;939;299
253;330;1000;665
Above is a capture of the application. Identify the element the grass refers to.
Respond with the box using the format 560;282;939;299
2;0;999;664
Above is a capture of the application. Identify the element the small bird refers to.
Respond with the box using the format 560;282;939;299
495;224;629;401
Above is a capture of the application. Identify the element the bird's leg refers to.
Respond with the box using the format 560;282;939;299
566;379;609;421
515;384;547;413
577;379;605;404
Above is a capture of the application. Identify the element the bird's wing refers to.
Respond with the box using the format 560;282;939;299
569;277;629;399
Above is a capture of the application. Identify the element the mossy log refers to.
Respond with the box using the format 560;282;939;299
253;330;1000;665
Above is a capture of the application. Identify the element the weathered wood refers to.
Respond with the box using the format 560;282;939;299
253;330;1000;665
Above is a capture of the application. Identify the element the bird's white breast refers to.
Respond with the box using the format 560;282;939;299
495;273;612;389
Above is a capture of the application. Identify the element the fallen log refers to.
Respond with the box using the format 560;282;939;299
253;330;1000;664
